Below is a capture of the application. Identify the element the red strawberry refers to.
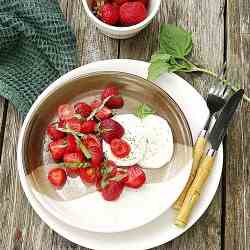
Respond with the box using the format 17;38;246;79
112;0;129;5
48;138;67;161
100;3;120;25
110;138;131;158
58;104;74;120
106;96;124;109
74;102;92;117
66;118;82;132
79;167;97;184
47;123;65;140
100;118;125;143
64;135;77;154
125;165;146;188
63;152;85;176
101;85;119;101
81;120;97;133
48;168;67;188
96;107;112;120
82;134;102;149
89;146;103;168
90;99;102;110
101;180;124;201
58;119;66;128
120;2;147;26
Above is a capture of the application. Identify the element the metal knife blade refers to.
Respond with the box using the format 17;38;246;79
208;89;244;150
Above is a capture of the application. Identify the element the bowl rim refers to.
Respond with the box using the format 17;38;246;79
18;70;193;233
82;0;162;32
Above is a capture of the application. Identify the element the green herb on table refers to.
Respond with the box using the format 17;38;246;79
148;24;250;103
135;103;155;119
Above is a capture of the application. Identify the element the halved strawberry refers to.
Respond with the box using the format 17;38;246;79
101;180;124;201
64;134;77;154
48;138;67;161
82;134;102;149
96;107;112;120
90;99;102;110
110;138;131;158
58;104;74;120
125;165;146;189
74;102;92;117
63;152;85;176
81;120;97;133
106;96;124;109
47;123;65;140
89;146;103;168
65;118;82;132
100;118;125;143
101;85;119;101
48;168;67;188
79;167;97;184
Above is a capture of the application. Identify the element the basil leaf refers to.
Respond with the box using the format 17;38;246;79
135;104;155;119
159;24;192;58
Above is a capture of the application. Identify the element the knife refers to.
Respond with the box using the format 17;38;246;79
175;89;244;227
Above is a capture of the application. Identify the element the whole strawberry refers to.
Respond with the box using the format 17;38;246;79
100;3;120;25
101;180;124;201
120;2;147;26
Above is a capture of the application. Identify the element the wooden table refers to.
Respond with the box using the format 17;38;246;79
0;1;249;249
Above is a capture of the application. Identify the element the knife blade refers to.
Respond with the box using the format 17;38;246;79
207;89;244;151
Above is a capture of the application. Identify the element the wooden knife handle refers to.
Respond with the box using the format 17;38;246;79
173;131;207;210
175;151;215;227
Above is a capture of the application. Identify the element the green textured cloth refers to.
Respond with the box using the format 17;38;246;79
0;0;78;116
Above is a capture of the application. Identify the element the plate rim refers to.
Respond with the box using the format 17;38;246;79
17;59;223;250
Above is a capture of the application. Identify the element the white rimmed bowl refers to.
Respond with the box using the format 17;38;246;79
82;0;161;39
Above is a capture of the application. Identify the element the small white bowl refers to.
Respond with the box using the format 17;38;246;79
82;0;161;39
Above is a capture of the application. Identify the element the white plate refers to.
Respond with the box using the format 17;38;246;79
17;59;223;249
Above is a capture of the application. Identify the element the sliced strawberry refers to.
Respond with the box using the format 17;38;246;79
58;104;74;120
66;118;82;132
63;152;85;177
106;96;124;109
90;99;102;110
48;168;67;188
47;123;65;140
64;134;77;154
48;138;67;161
82;134;102;149
79;167;97;184
101;180;124;201
58;119;66;128
96;107;112;120
101;85;119;101
100;118;125;143
81;120;97;133
89;146;103;168
74;102;92;117
125;165;146;189
110;138;131;158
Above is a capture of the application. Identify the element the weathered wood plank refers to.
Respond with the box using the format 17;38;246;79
225;0;250;249
120;1;224;249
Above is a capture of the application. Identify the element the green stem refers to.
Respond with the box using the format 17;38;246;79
183;58;250;102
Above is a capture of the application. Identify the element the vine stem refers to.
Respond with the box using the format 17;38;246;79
182;58;250;102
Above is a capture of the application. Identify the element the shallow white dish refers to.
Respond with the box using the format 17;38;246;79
17;59;223;249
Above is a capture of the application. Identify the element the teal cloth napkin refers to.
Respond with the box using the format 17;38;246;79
0;0;79;116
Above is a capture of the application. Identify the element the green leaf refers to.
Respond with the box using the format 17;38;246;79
148;61;172;80
135;103;155;119
159;24;192;58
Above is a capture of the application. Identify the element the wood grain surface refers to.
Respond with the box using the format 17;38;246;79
0;0;249;249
